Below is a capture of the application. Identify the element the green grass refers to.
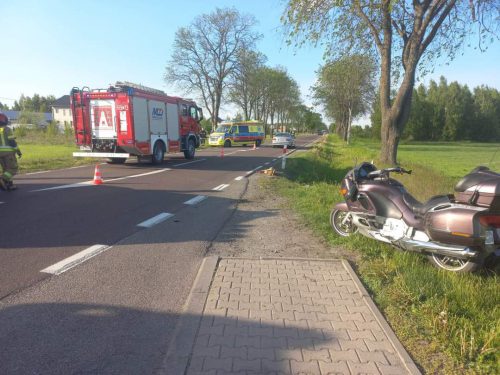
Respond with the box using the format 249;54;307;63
15;128;94;173
360;139;500;179
269;135;499;374
18;144;92;173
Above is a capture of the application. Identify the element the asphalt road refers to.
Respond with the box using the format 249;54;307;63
0;134;320;374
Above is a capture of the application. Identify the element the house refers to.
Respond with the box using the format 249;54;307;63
52;95;72;127
2;110;52;128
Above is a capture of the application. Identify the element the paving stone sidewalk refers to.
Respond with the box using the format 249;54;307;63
162;257;420;375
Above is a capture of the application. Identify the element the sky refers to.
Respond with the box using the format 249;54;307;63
1;0;499;124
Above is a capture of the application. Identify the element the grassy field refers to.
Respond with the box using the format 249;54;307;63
269;136;499;374
14;128;93;173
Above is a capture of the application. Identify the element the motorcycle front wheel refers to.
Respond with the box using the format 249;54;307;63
427;254;481;273
330;209;358;237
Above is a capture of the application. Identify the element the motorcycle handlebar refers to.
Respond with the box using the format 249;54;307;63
367;167;412;179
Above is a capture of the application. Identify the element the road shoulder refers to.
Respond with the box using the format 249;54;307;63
162;174;420;374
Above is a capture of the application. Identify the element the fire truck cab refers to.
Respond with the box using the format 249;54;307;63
71;82;203;164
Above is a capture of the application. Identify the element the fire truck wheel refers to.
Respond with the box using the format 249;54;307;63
152;142;165;164
256;139;262;147
184;138;196;159
224;140;231;148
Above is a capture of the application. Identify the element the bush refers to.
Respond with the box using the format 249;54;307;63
13;124;30;138
63;123;74;137
45;121;60;137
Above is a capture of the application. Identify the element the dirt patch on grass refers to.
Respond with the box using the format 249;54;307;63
208;174;351;260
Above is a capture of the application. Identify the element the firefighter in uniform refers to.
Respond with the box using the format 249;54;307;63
0;112;22;191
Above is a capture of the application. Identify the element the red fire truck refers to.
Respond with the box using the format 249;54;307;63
70;82;203;164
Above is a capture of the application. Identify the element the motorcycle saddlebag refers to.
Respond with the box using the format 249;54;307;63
455;167;500;211
425;205;487;247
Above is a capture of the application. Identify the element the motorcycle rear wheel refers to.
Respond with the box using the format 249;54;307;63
330;209;358;237
427;254;481;273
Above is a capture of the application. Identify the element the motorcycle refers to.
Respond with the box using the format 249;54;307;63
331;162;500;272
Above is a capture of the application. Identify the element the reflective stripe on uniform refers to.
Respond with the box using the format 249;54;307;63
0;127;16;151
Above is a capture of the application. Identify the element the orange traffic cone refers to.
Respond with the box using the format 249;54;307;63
93;164;103;185
283;144;288;154
220;147;224;158
253;142;257;150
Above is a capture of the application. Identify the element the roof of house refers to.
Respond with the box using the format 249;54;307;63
1;110;52;123
2;110;19;120
52;95;70;108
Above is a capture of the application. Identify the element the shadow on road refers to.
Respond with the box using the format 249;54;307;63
0;302;335;374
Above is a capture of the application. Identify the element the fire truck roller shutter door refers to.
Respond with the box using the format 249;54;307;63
166;103;179;140
149;100;167;154
132;97;149;142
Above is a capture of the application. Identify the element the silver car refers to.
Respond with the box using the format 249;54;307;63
272;132;295;148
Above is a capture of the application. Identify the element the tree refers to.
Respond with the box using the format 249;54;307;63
251;66;302;133
441;82;475;140
370;93;382;140
312;54;375;143
284;0;500;164
11;94;56;113
0;102;9;110
165;8;261;129
229;49;267;120
404;84;434;140
473;86;500;141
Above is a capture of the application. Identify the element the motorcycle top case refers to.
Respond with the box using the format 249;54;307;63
454;167;500;211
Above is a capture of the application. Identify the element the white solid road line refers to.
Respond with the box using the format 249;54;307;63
105;169;171;183
173;158;207;167
26;163;106;175
26;170;52;175
212;184;230;191
30;169;170;192
184;195;207;205
137;212;174;228
234;176;244;181
41;244;111;275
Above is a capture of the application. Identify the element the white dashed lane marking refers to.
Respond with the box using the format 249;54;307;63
137;212;174;228
40;244;111;275
234;176;244;181
173;158;206;167
184;195;207;205
212;184;230;191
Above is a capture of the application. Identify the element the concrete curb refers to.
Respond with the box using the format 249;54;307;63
341;259;422;375
157;255;219;375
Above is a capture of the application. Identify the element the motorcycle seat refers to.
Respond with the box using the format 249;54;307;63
403;193;451;217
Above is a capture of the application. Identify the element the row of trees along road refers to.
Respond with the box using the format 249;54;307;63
371;77;500;142
1;94;56;113
164;7;325;133
283;0;499;164
312;54;376;144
